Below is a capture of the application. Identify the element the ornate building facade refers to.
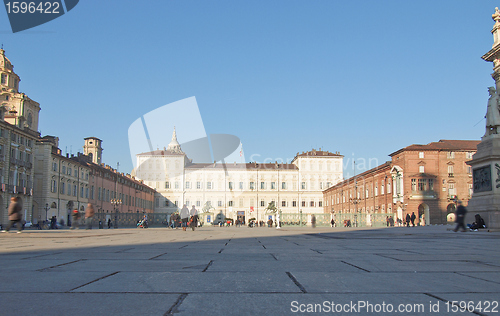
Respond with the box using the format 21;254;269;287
34;136;155;226
134;129;344;223
0;49;40;225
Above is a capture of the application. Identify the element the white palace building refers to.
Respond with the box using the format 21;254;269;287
134;129;343;223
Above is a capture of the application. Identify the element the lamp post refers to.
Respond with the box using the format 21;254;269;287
111;198;122;228
44;203;49;222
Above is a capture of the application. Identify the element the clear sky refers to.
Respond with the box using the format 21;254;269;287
0;1;497;177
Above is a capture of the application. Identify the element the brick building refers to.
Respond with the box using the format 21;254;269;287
324;140;480;225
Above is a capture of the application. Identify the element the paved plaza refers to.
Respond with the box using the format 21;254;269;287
0;225;499;315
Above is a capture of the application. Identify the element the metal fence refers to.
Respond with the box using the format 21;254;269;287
278;212;397;228
77;212;397;228
92;212;169;228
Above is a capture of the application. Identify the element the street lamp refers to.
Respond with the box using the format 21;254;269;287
44;203;49;222
111;199;122;228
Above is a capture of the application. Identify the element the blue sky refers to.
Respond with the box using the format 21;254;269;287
0;1;497;177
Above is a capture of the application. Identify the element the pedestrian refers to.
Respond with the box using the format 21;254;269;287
453;201;468;232
190;205;198;231
405;213;411;227
85;203;95;230
180;204;189;231
50;216;57;229
331;218;335;227
410;212;416;227
311;214;316;228
107;218;111;229
71;209;80;229
2;197;23;233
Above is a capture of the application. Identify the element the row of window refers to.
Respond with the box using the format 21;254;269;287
9;147;31;162
51;180;90;198
418;152;474;159
331;182;393;205
3;169;31;187
53;162;90;180
162;181;333;191
9;133;32;147
157;199;324;208
417;165;472;174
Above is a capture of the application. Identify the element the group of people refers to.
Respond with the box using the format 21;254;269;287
405;212;417;227
170;205;198;231
453;201;487;232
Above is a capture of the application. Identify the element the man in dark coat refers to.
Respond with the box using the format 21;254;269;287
410;212;416;227
405;213;411;227
453;201;468;232
2;197;22;233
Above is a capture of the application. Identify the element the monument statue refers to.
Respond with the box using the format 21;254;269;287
485;86;500;136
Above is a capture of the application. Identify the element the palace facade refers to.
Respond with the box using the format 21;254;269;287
0;48;40;224
134;129;344;223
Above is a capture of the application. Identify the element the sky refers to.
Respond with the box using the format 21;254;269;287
0;0;497;178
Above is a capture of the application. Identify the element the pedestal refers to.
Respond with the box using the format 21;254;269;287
466;135;500;229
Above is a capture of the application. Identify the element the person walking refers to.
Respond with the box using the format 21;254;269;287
85;203;95;230
453;201;468;232
70;209;80;230
2;197;23;233
189;205;198;231
405;213;411;227
180;204;189;231
107;218;112;229
311;214;316;228
410;212;416;227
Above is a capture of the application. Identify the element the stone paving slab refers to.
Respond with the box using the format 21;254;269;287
0;271;111;293
71;271;302;293
177;293;477;316
0;293;179;316
291;271;500;294
0;225;498;315
50;259;212;272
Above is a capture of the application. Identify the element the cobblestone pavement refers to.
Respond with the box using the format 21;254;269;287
1;225;499;315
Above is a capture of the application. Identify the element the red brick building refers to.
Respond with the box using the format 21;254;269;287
324;140;480;225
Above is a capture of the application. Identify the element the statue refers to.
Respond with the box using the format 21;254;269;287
202;202;214;213
485;86;500;136
264;201;277;213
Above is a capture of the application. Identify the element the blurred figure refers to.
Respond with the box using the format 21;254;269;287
107;218;112;229
70;209;80;229
190;205;198;231
410;212;416;227
453;201;468;232
85;204;95;230
2;197;23;233
180;204;189;231
311;214;316;228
